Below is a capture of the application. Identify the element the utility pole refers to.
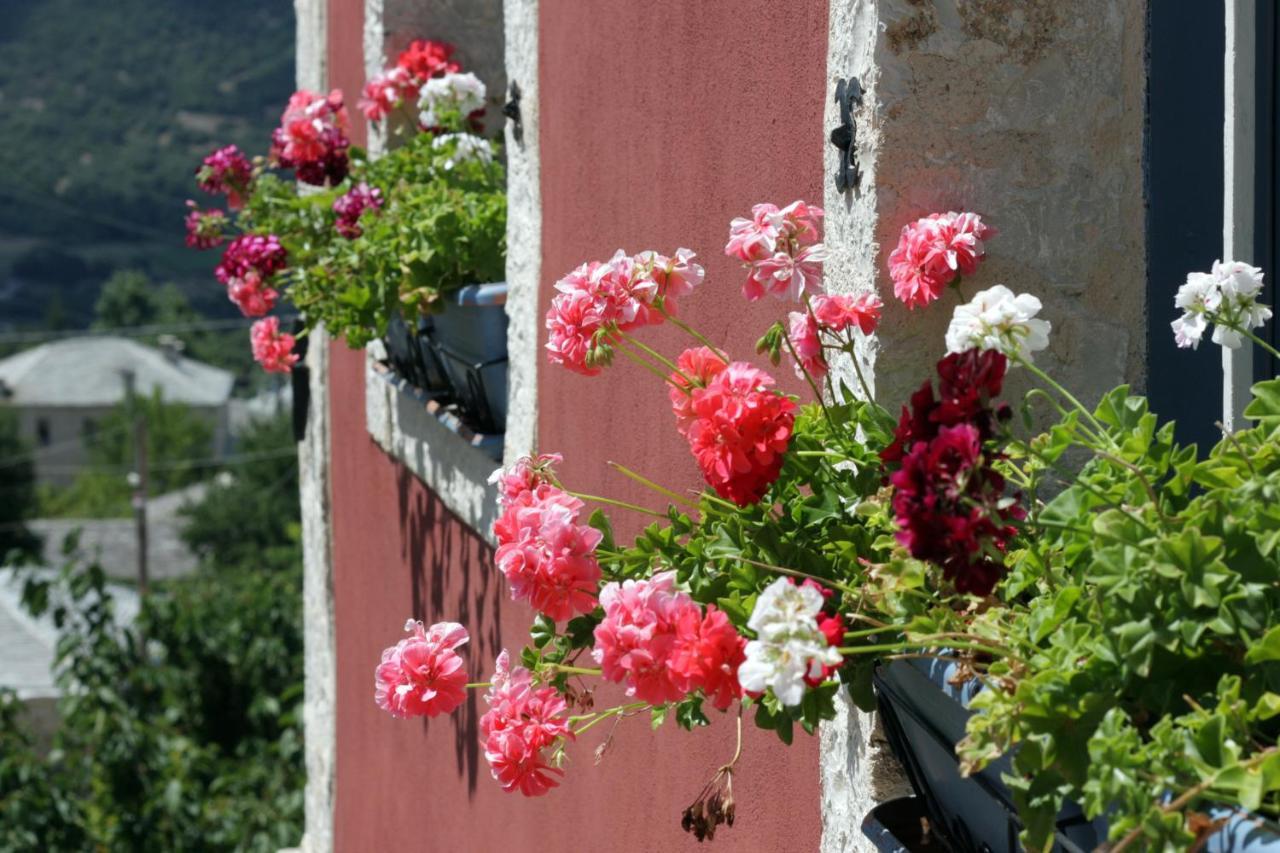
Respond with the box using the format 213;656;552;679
121;370;149;596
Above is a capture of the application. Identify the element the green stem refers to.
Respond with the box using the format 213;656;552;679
570;491;667;519
657;304;730;362
572;702;648;736
612;339;688;391
849;351;876;404
547;663;602;677
733;555;857;596
620;332;691;382
782;331;837;430
1018;356;1113;445
1230;322;1280;362
607;461;699;509
465;681;491;689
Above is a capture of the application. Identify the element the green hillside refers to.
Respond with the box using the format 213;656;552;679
0;0;295;329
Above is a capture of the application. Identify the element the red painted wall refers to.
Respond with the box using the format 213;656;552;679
326;0;832;849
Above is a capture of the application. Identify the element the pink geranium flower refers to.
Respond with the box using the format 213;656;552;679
490;453;564;508
786;309;827;380
227;271;278;318
270;89;351;186
493;485;602;621
545;288;608;376
726;201;826;302
250;316;299;374
887;211;993;309
592;571;697;705
685;363;797;506
374;619;469;719
811;292;882;336
669;346;728;435
481;650;572;797
669;604;746;711
544;250;707;376
359;66;421;122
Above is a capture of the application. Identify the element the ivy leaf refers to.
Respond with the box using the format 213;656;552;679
1246;625;1280;664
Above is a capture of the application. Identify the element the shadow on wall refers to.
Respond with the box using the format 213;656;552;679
394;462;503;796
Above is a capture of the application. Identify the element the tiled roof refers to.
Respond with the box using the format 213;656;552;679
0;336;234;407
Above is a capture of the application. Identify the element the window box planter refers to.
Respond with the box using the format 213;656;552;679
379;282;508;437
869;661;1280;852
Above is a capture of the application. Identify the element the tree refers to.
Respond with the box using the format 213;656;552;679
180;415;299;572
0;409;41;561
92;269;167;330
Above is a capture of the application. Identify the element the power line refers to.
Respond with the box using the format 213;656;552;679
0;314;298;346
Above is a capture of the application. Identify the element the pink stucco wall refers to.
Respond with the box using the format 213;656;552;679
326;1;832;849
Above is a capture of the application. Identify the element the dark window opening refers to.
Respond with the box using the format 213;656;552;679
36;418;51;447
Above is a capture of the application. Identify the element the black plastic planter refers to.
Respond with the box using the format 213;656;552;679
869;659;1280;852
380;282;508;437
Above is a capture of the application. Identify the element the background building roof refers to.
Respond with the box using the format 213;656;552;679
0;336;234;407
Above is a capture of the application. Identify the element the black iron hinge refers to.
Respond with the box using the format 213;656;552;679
503;81;523;145
830;77;864;192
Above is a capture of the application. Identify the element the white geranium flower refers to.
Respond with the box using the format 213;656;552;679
431;133;493;170
1171;260;1272;350
945;285;1051;362
737;578;842;707
418;72;486;128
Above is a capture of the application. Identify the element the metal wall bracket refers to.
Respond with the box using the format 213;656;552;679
830;77;864;192
503;81;523;145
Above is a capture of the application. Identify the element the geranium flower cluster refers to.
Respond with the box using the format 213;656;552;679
785;292;883;380
183;201;227;250
737;578;843;707
592;572;745;710
270;89;351;187
492;455;602;621
332;182;384;239
676;359;798;507
945;284;1050;363
1171;260;1273;349
724;201;826;301
481;650;573;796
545;249;705;375
195;144;253;209
418;72;486;130
431;132;494;170
360;39;461;122
880;349;1021;596
888;211;993;309
374;619;469;719
250;316;299;374
215;234;287;317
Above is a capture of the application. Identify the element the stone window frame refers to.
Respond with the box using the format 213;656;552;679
358;0;538;544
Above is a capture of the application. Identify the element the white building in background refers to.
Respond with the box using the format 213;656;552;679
0;336;233;485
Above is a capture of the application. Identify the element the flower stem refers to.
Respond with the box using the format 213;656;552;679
1230;323;1280;362
848;350;876;404
733;555;857;595
613;338;689;391
620;332;692;383
465;681;491;689
782;331;837;430
570;491;667;519
657;304;730;362
1017;356;1112;444
607;461;699;509
572;701;648;735
549;664;603;677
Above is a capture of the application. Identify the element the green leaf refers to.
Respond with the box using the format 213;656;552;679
1244;378;1280;423
1246;625;1280;663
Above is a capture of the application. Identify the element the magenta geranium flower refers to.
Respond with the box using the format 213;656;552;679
332;182;384;239
195;145;253;209
183;201;227;250
374;619;469;719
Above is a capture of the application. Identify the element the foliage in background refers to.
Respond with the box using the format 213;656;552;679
181;414;300;573
0;0;294;330
0;408;42;561
0;538;303;851
91;269;259;390
38;391;213;518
